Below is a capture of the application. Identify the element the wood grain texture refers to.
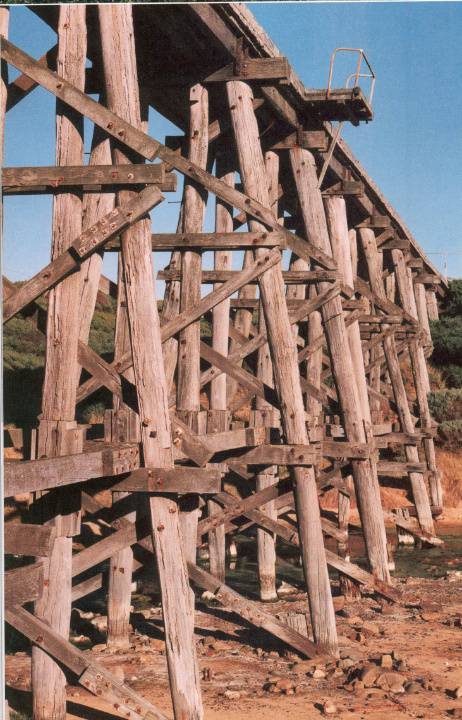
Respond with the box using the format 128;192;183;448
32;10;86;720
98;7;203;717
360;229;434;534
227;80;337;655
290;148;390;584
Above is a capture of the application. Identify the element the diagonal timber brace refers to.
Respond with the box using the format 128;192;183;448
5;605;169;720
3;185;164;323
0;36;336;271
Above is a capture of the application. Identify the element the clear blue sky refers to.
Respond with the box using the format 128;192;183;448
3;2;462;283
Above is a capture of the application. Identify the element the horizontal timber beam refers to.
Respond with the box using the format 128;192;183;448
109;231;287;251
110;467;222;494
3;185;163;323
0;37;336;271
2;163;177;194
4;444;140;497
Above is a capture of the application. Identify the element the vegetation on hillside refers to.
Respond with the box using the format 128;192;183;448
3;293;116;427
428;279;462;451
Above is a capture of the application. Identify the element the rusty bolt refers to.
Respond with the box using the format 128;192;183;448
157;524;165;532
107;122;114;130
35;635;44;643
169;507;176;514
142;418;151;427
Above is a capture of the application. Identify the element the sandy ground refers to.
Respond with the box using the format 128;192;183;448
6;568;462;720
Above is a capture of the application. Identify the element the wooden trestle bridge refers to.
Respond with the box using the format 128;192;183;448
1;4;447;720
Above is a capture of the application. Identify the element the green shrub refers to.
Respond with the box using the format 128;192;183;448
437;420;462;450
428;389;462;423
430;316;462;366
441;364;462;389
441;278;462;317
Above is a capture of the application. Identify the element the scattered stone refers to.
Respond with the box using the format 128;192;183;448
389;682;405;694
362;622;380;637
322;700;338;715
405;681;421;693
378;603;395;615
277;581;299;597
311;668;326;679
376;672;407;691
451;686;462;699
380;654;393;669
340;658;355;671
360;664;380;688
275;678;294;694
72;635;91;646
91;643;107;653
346;616;362;626
224;690;241;700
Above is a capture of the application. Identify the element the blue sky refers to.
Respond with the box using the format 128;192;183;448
3;2;462;283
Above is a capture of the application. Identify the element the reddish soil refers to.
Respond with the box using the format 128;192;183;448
6;570;462;720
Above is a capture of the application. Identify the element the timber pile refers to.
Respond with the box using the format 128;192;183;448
1;4;447;719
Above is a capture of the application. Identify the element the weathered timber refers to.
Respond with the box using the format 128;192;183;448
98;7;203;716
392;248;443;512
4;444;140;497
119;230;286;250
5;562;44;607
188;563;320;659
228;80;338;655
3;185;163;323
204;57;290;83
157;268;338;283
176;82;209;572
1;163;176;193
0;37;336;271
31;11;86;720
359;228;435;534
4;524;56;557
110;467;222;494
5;43;57;111
6;605;169;720
290;148;390;584
216;492;398;602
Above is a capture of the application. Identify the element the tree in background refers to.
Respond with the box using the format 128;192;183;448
428;278;462;450
430;278;462;389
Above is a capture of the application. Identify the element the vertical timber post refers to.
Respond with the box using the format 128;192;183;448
254;149;281;602
207;146;233;582
359;229;435;533
325;200;379;593
176;82;209;568
32;8;86;720
289;148;390;583
392;249;443;512
98;7;203;717
227;80;338;655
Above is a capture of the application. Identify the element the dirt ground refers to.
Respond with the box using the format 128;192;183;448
6;560;462;720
